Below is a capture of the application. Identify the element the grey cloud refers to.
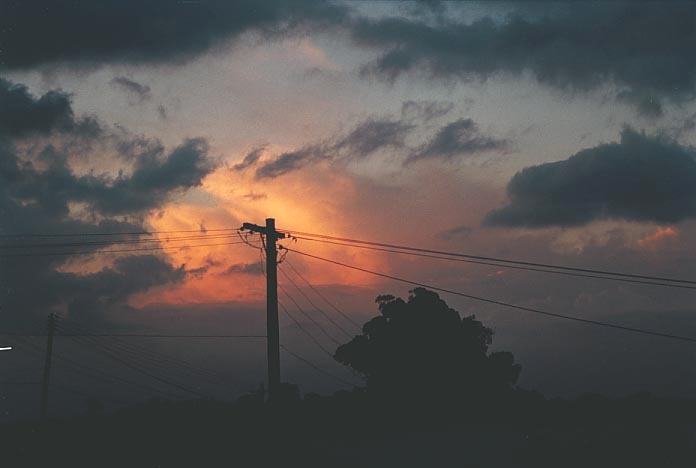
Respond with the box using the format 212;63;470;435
20;138;215;215
351;3;696;113
220;262;264;276
407;118;507;163
254;113;505;178
484;128;696;228
233;146;266;171
61;256;186;324
111;76;152;101
157;104;168;120
0;78;100;138
243;192;267;201
400;100;455;122
254;116;412;179
616;90;663;119
255;145;324;179
0;0;348;70
437;224;473;241
335;117;413;156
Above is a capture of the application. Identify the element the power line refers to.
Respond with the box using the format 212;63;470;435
53;319;233;384
283;259;362;330
279;266;353;339
284;246;696;344
0;227;241;239
278;286;341;350
52;351;186;400
56;328;211;398
53;321;260;393
0;233;240;250
277;298;335;361
280;344;358;388
253;235;355;385
280;230;696;286
0;240;247;258
6;334;185;400
287;236;696;291
0;333;266;338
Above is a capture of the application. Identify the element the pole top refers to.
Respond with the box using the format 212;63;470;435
241;220;285;239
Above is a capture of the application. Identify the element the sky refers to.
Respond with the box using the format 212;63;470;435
2;0;696;419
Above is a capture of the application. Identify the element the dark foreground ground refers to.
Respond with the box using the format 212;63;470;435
2;391;695;468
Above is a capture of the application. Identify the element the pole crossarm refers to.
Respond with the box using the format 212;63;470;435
241;223;286;239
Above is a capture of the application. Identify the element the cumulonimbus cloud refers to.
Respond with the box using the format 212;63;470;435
484;128;696;228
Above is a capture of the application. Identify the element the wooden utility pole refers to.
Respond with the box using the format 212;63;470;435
40;313;55;420
241;218;285;402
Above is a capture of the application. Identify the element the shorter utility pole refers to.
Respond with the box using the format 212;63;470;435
241;218;285;403
40;313;55;420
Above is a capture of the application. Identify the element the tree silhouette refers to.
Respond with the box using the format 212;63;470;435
334;288;521;404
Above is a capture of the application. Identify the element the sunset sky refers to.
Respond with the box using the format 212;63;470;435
2;1;696;418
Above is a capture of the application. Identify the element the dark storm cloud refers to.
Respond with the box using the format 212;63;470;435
484;128;696;227
351;3;696;112
0;0;347;70
0;78;100;137
0;79;217;326
407;118;507;163
110;76;152;101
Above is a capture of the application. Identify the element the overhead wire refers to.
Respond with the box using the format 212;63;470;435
278;265;353;339
53;318;233;384
280;344;358;388
0;233;241;249
0;240;248;258
52;323;211;399
248;232;362;385
0;227;241;239
286;236;696;291
278;286;341;351
284;259;362;330
284;246;696;344
5;333;184;400
280;230;696;286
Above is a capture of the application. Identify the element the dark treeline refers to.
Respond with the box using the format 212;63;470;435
1;288;695;467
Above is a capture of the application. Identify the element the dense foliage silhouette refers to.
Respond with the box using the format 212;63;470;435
335;288;521;406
